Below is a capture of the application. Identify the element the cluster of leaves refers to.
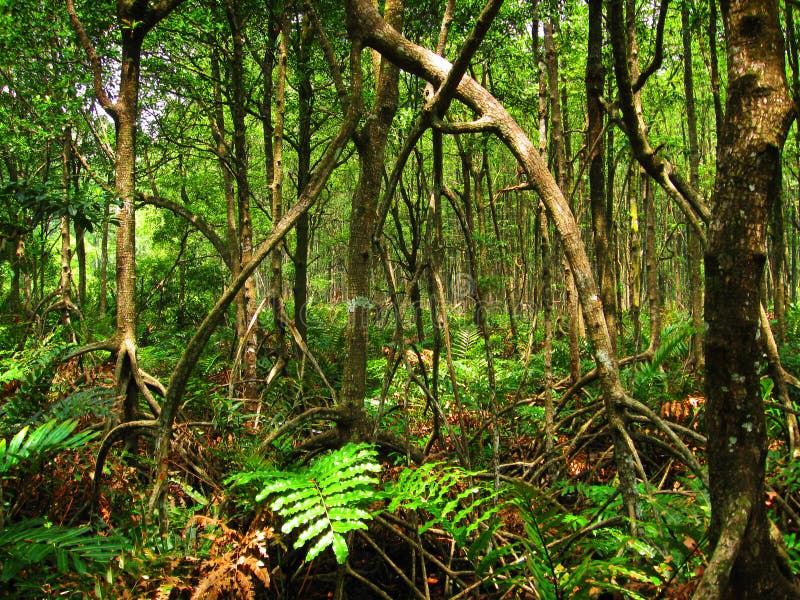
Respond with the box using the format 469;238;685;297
0;419;129;593
0;333;74;434
0;179;116;237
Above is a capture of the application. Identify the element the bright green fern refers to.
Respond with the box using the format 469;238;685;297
230;443;381;564
385;461;507;573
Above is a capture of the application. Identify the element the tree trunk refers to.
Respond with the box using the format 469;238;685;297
339;0;403;440
98;200;109;318
268;13;290;376
770;176;787;343
293;12;313;343
74;220;86;307
59;126;75;333
544;20;581;383
226;0;260;401
114;27;146;445
629;174;642;352
586;0;617;354
67;0;185;454
682;2;704;369
643;172;660;354
697;0;798;596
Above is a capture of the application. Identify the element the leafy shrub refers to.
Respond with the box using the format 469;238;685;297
0;334;73;432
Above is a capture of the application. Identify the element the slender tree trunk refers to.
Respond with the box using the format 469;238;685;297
770;176;787;343
708;0;724;141
98;200;109;318
540;208;555;461
268;14;289;374
113;30;146;445
586;0;617;354
67;0;185;456
544;20;581;383
293;12;313;342
339;0;403;440
226;0;260;401
697;0;798;596
74;220;86;306
682;3;704;369
629;173;642;351
643;172;660;354
59;127;75;331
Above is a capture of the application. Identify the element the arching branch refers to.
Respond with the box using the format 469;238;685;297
140;194;232;270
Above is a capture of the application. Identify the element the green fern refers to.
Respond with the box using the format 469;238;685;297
0;420;126;589
229;443;381;564
633;323;694;400
453;325;482;360
0;419;97;474
385;462;504;554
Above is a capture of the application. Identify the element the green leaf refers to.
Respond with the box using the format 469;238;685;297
231;443;380;564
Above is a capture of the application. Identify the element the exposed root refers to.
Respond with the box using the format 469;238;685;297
91;418;158;512
692;495;751;600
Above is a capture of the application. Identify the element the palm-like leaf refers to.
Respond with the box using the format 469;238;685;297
0;419;97;474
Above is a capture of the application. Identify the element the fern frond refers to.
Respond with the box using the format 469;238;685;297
385;462;502;551
232;443;380;565
453;326;482;360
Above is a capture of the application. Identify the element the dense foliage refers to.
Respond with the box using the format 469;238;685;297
1;0;799;598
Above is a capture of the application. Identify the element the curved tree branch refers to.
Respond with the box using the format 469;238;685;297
607;0;709;235
140;194;232;270
631;0;669;92
65;0;117;119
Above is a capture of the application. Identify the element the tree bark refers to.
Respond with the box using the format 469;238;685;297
226;0;260;401
586;0;617;354
698;0;798;596
292;12;314;343
268;13;290;376
339;0;403;440
682;2;704;369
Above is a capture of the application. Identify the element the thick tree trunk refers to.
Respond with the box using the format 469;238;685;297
697;0;798;597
